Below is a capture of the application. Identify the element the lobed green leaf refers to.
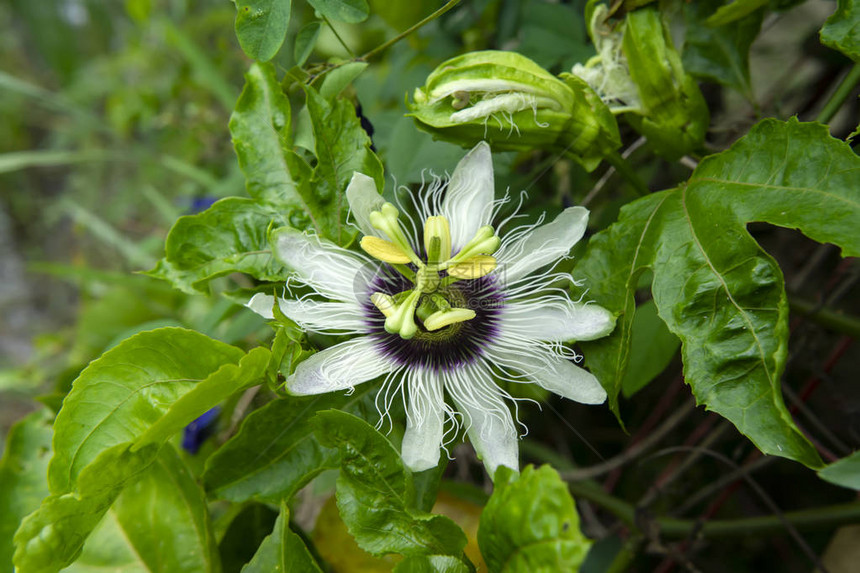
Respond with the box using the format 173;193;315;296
394;555;474;573
477;465;591;573
820;0;860;61
88;446;219;572
203;387;372;503
575;191;669;420
620;299;680;398
13;443;160;573
682;0;763;98
134;347;270;449
580;118;860;468
304;86;383;244
230;62;300;206
146;198;291;294
48;327;246;494
819;451;860;490
313;410;468;559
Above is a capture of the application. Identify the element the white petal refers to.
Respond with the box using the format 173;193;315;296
246;293;278;319
446;363;518;478
491;343;607;405
401;368;444;472
287;337;396;395
497;206;589;283
272;227;373;303
346;172;385;237
246;293;368;334
442;142;495;249
501;299;615;342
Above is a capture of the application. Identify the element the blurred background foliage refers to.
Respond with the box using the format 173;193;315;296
1;1;858;571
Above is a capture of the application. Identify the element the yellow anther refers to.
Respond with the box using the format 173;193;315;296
370;292;397;318
361;236;413;264
424;308;477;331
367;203;423;266
446;255;497;279
424;216;452;264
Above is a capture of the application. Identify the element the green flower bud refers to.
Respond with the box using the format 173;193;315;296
571;2;709;160
409;50;620;172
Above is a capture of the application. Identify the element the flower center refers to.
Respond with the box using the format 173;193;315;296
360;203;501;340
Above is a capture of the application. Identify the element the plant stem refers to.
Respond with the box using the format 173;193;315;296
815;63;860;125
606;536;642;573
789;296;860;338
359;0;461;62
567;480;860;539
604;151;649;196
559;400;693;481
322;16;355;58
309;1;460;84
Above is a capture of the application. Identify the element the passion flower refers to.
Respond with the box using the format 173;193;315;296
247;143;615;477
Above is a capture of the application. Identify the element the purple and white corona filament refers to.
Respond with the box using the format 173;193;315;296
247;142;615;477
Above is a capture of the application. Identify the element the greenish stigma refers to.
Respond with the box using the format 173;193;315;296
360;203;501;339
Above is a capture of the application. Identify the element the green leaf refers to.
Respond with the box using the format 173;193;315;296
319;61;369;100
294;21;321;66
411;461;450;513
576;191;668;421
580;118;859;468
819;451;860;490
242;502;322;573
313;410;468;558
218;504;279;571
230;62;299;205
228;63;373;245
16;327;253;572
146;198;291;293
234;0;292;62
620;299;680;397
0;409;53;573
66;446;220;573
820;0;860;61
0;150;114;174
203;387;372;503
394;555;474;573
134;347;270;448
304;86;383;244
62;511;148;573
682;0;763;98
512;1;592;71
368;0;433;31
48;327;245;494
306;0;369;23
13;443;160;573
112;446;219;571
706;0;769;26
477;465;591;573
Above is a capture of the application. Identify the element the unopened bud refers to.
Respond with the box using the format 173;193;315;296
569;4;708;159
409;50;621;172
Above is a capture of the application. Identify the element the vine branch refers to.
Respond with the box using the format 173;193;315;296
568;480;860;539
815;63;860;125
